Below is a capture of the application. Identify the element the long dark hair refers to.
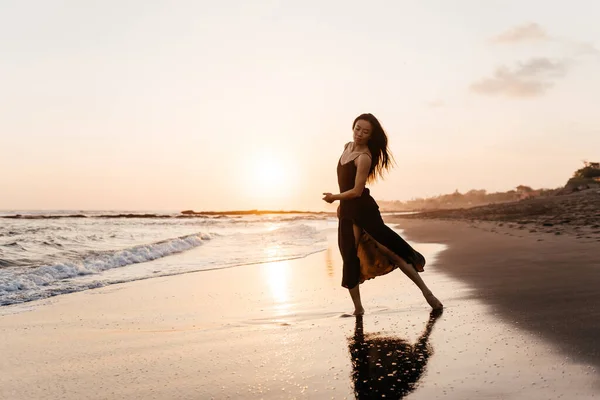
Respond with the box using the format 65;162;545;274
353;113;395;183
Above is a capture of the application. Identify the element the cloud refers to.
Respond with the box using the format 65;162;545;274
490;23;599;57
490;23;548;44
567;40;600;57
470;58;568;98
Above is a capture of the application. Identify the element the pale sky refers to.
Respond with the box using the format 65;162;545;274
1;0;599;211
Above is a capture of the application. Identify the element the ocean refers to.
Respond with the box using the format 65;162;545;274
0;211;337;307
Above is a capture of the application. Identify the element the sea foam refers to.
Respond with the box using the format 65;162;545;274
0;232;212;305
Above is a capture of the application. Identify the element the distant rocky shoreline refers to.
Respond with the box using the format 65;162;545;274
1;210;334;219
396;189;600;240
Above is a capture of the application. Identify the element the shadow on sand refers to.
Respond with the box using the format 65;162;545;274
348;310;443;399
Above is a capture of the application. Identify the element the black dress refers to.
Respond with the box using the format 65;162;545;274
337;150;426;289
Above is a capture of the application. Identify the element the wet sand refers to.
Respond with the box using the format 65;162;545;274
392;218;600;370
1;227;599;399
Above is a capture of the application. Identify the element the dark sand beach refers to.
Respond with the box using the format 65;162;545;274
1;219;599;399
400;189;600;241
393;218;600;371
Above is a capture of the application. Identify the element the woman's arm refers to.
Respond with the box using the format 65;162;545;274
323;154;370;203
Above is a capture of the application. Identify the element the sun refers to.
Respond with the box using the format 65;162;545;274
255;158;286;190
244;155;296;202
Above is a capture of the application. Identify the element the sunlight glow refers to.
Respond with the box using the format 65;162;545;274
243;154;298;204
263;258;291;308
256;158;286;190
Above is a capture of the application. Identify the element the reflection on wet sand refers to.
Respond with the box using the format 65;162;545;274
325;247;335;278
348;310;443;399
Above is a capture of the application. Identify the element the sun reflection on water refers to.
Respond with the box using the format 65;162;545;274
264;245;280;261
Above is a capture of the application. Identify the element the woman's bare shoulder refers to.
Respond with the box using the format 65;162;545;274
356;152;372;165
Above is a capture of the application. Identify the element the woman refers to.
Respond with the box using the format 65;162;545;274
322;113;443;315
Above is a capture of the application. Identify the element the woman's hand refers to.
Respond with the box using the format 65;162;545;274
322;192;336;203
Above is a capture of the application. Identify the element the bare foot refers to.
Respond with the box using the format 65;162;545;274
424;292;443;310
341;308;365;318
353;307;365;316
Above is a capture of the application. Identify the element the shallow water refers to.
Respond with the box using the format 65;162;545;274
0;212;333;305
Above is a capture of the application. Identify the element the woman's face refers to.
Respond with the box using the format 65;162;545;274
353;120;372;145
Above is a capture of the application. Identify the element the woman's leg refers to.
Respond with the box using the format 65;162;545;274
358;215;443;309
348;285;364;316
388;251;443;309
338;218;364;315
351;223;365;315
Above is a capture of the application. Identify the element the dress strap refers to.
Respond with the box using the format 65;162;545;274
340;142;372;164
349;152;371;162
341;152;371;166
